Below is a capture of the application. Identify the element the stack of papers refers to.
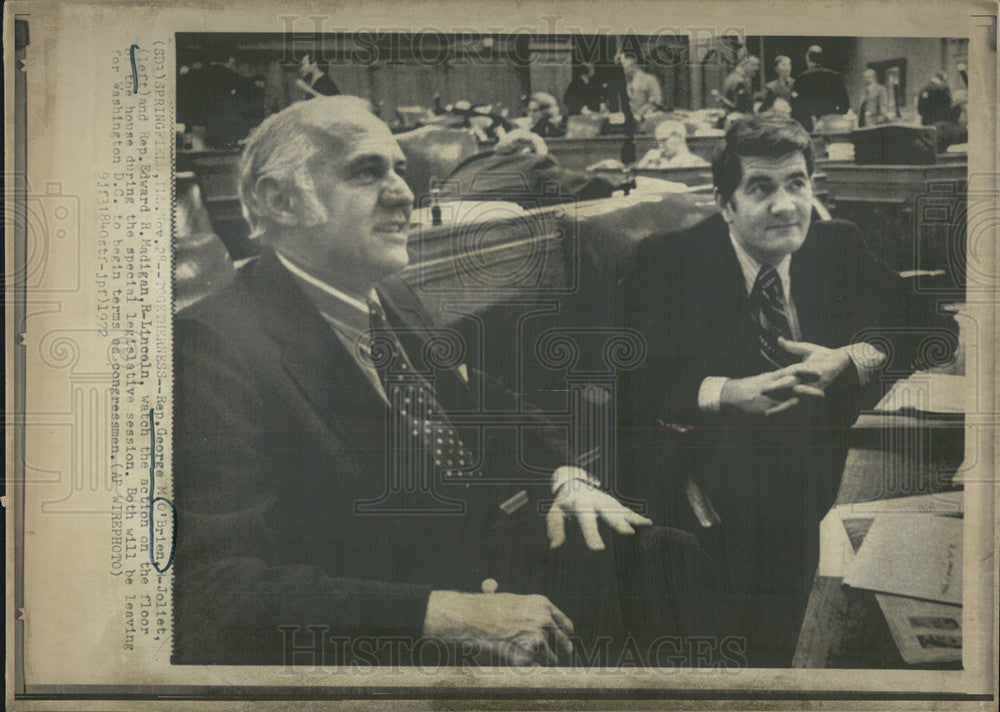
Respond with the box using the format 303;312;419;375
818;493;963;664
826;142;855;161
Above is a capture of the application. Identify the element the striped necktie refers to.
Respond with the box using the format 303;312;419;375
750;266;798;368
367;299;478;480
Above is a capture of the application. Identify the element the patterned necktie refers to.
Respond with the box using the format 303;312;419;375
366;299;478;480
750;266;798;368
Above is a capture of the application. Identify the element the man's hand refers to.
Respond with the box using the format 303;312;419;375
547;467;652;551
423;591;573;666
778;337;854;393
720;363;825;416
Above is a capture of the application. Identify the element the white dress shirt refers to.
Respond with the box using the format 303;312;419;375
697;234;887;413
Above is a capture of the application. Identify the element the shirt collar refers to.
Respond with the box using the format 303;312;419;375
275;251;379;339
728;231;793;301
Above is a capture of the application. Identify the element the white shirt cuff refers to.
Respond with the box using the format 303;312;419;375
846;343;887;386
698;377;729;414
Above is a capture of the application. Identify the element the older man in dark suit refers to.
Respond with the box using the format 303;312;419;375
620;115;957;666
170;96;719;668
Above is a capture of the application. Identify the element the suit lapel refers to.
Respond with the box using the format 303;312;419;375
250;249;386;422
704;220;758;367
790;224;829;344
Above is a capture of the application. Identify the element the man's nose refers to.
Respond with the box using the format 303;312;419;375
770;187;796;214
381;171;414;208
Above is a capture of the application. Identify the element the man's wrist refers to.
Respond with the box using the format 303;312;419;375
845;342;887;386
698;377;730;414
551;466;600;494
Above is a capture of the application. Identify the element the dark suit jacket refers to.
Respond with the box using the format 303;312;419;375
173;248;714;666
791;67;850;130
620;214;957;664
172;248;574;664
917;82;953;125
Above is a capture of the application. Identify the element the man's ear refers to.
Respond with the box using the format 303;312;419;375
714;188;733;223
256;177;300;226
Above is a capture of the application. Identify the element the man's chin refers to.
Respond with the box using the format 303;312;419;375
765;225;807;244
382;249;411;277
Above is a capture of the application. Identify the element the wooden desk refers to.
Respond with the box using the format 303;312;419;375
547;134;832;170
819;160;967;203
819;159;967;293
793;405;965;669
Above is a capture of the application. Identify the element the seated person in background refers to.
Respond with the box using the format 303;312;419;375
527;92;568;138
494;127;550;155
618;52;663;120
621;114;958;666
722;55;760;114
296;52;340;99
564;61;609;116
765;96;793;118
758;55;794;113
917;70;953;125
635;120;709;169
858;68;892;127
172;96;713;667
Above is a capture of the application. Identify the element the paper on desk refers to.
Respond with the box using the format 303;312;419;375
817;507;857;577
876;593;962;664
842;514;962;604
876;373;968;416
633;175;689;194
836;491;963;518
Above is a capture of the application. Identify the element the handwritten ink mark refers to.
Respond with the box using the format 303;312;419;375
148;408;176;573
129;44;140;94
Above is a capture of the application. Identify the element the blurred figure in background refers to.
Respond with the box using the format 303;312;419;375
857;68;892;127
917;70;953;125
618;52;663;120
759;55;794;113
791;45;849;131
527;92;568;138
765;96;794;118
296;53;340;100
263;59;289;116
722;55;760;114
931;88;968;152
564;61;610;116
635;120;709;169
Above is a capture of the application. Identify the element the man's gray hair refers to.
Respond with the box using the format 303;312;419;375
238;95;374;238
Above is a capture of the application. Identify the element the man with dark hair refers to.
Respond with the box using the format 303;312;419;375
172;96;715;667
621;114;957;666
790;45;850;131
